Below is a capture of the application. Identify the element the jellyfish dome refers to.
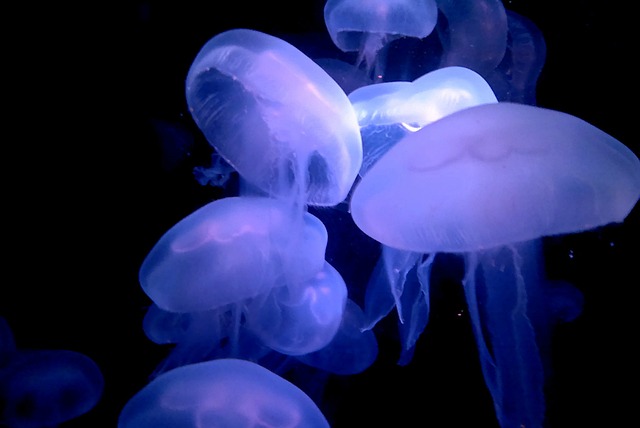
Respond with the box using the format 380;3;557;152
348;66;498;175
185;29;362;207
324;0;438;77
139;196;328;313
350;101;640;427
118;358;330;428
0;349;104;428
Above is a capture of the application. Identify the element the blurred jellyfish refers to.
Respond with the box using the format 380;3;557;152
185;29;362;208
435;0;508;77
485;10;547;105
350;102;640;427
0;349;104;428
118;358;330;428
324;0;438;81
348;66;498;176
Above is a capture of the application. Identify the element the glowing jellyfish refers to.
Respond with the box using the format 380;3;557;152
185;29;362;207
323;0;438;80
140;196;328;313
350;102;640;427
118;358;330;428
0;349;104;428
139;195;353;376
348;66;498;176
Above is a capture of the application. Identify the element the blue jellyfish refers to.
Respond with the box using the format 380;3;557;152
350;102;640;427
185;29;362;208
118;358;330;428
348;65;498;176
323;0;438;81
0;349;104;428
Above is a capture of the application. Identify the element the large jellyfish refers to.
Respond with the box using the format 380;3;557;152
118;358;330;428
323;0;438;81
350;102;640;427
185;28;362;207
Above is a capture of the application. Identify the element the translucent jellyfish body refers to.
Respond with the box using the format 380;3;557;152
350;102;640;427
348;66;498;175
185;29;362;207
118;358;330;428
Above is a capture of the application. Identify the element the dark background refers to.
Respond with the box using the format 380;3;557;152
3;1;637;427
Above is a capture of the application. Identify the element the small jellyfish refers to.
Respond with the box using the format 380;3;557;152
185;29;362;207
350;102;640;427
324;0;438;80
118;358;330;428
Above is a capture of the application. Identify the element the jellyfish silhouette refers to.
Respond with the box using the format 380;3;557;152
118;358;330;428
0;317;104;428
350;102;640;427
185;29;362;208
324;0;438;81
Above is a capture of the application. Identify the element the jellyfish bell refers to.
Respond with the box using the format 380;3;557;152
139;196;328;313
0;349;104;428
118;358;330;428
350;102;640;427
185;29;362;207
324;0;438;80
348;66;498;176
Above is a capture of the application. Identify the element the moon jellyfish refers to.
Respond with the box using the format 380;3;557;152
350;102;640;427
139;195;354;377
185;29;362;207
348;66;498;176
140;196;328;313
0;349;104;428
118;358;330;428
323;0;438;81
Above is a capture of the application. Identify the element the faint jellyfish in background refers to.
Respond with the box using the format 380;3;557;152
350;102;640;427
348;65;498;176
485;10;548;105
118;358;330;428
323;0;438;81
0;318;104;428
185;28;362;208
435;0;508;78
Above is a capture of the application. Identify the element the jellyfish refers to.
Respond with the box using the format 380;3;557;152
485;10;547;105
348;65;498;176
118;358;330;428
185;28;362;208
349;102;640;427
323;0;438;81
0;349;104;428
139;195;353;377
435;0;508;77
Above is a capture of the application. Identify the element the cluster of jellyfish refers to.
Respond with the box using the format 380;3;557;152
5;1;637;427
121;0;640;427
